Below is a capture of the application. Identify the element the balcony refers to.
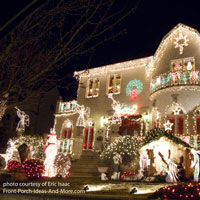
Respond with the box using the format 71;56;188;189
58;100;77;113
151;71;200;94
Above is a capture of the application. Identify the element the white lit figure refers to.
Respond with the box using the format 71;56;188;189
139;150;150;178
108;94;123;125
15;107;30;134
43;128;58;177
76;104;90;127
191;148;200;182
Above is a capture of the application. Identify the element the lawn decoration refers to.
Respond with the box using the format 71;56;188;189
43;128;58;177
15;106;30;134
54;153;71;178
22;159;44;179
112;153;122;180
190;148;200;182
7;160;21;171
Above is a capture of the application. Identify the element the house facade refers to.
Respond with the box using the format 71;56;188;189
54;23;200;159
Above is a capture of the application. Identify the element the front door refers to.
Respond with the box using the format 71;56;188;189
83;127;94;150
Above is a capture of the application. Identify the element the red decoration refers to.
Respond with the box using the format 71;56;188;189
129;89;138;101
197;117;200;134
88;128;94;149
83;128;88;150
152;183;200;199
7;160;21;171
121;171;136;179
64;129;72;139
177;116;184;134
22;159;44;179
172;72;178;82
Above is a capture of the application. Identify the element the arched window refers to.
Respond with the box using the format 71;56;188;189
83;120;94;150
166;104;185;135
60;120;73;154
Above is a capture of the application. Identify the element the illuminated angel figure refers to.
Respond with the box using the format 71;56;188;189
108;94;123;125
191;148;200;182
15;107;30;134
76;104;90;127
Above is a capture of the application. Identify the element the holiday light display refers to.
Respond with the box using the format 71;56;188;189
151;183;200;199
43;128;58;177
0;135;44;167
15;106;30;134
151;70;200;93
193;106;200;134
100;135;141;165
22;159;44;179
75;104;90;127
126;79;143;101
0;93;8;121
108;93;123;125
74;56;152;79
7;160;21;171
54;153;71;178
59;100;77;113
174;32;189;54
149;24;198;76
163;102;189;135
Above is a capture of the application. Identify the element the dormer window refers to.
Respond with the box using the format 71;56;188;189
86;78;100;98
171;57;195;72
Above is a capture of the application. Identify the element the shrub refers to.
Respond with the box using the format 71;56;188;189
100;135;141;165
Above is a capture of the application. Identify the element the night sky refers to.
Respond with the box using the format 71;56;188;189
1;0;200;99
1;0;200;69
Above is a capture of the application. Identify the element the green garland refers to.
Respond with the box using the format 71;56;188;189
142;128;191;148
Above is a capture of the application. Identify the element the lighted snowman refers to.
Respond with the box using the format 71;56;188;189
43;128;58;177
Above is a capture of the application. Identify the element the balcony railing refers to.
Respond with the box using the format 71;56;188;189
58;100;77;113
151;71;200;93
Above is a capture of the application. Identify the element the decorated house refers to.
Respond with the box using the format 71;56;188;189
54;23;200;159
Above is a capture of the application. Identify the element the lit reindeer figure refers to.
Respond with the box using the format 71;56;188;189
75;104;90;127
15;106;30;134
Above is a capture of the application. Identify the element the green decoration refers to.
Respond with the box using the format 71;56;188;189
126;80;143;96
143;128;191;148
177;71;192;82
100;135;141;165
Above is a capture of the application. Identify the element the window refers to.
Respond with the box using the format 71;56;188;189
83;121;94;150
60;101;77;113
108;74;121;95
171;57;195;72
86;78;100;98
167;107;184;135
60;120;73;153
